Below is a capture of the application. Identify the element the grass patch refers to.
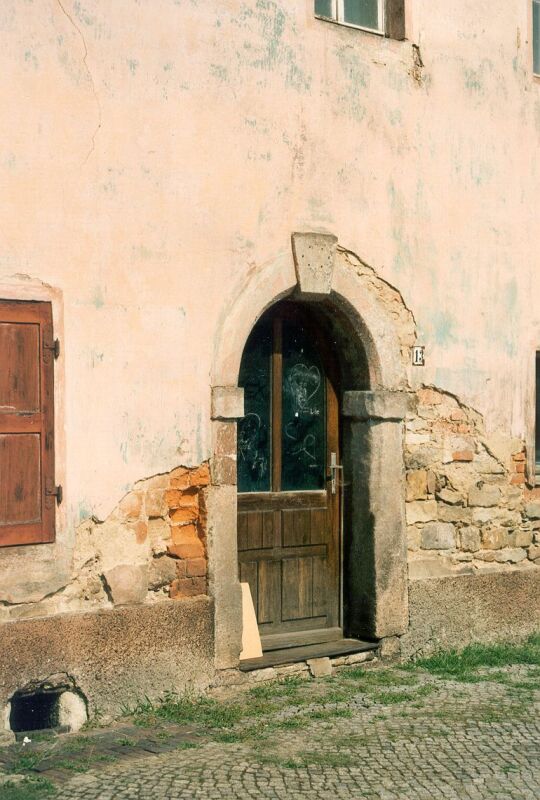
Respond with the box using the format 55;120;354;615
7;752;44;774
342;668;418;687
116;737;137;747
307;707;353;721
0;777;56;800
128;692;244;729
370;690;417;705
406;635;540;682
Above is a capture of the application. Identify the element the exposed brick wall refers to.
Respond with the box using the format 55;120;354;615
0;463;212;623
405;387;540;579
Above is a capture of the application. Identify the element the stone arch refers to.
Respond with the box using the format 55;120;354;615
209;235;413;669
212;240;412;391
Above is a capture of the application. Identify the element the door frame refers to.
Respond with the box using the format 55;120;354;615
208;236;410;671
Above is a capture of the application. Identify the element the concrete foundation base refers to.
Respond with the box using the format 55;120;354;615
401;570;540;660
0;598;215;723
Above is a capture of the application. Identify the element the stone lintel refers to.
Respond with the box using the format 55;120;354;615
211;386;244;420
291;232;338;296
343;390;410;422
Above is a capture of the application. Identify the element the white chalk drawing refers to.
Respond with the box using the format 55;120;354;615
238;412;268;480
290;433;317;465
286;363;321;415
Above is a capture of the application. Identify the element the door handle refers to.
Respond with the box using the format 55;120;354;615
329;452;343;495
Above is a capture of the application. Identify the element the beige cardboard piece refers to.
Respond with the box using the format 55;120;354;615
239;582;262;660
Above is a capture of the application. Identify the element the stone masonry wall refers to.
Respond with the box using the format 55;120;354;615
405;388;540;580
0;464;211;623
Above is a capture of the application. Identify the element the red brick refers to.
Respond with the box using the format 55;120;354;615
175;560;187;578
168;540;205;559
452;451;474;462
170;524;198;544
186;558;207;577
512;452;526;462
169;468;190;490
510;474;526;485
169;506;198;524
165;489;183;508
189;464;210;487
514;462;525;474
170;577;207;599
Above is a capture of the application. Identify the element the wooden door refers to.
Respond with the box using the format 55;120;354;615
237;303;341;650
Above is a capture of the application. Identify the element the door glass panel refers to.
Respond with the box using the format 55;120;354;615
343;0;380;31
238;319;272;492
281;319;326;491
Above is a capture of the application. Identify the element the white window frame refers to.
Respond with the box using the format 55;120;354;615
315;0;385;36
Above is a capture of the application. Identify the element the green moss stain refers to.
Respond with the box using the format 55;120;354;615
430;310;457;348
464;68;483;93
335;47;368;122
24;50;38;69
232;2;311;92
211;64;228;82
92;286;105;309
388;108;402;127
78;501;92;523
470;161;493;186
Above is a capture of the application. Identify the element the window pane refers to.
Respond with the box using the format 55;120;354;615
281;319;326;491
238;319;272;492
343;0;380;30
315;0;334;18
534;2;540;75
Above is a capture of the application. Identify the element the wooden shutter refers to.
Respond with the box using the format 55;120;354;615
385;0;406;40
0;300;56;546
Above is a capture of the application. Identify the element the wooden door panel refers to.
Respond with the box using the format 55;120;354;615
282;557;313;621
0;323;40;413
312;555;328;617
238;510;275;551
310;509;328;545
258;560;280;624
282;508;312;547
0;433;41;524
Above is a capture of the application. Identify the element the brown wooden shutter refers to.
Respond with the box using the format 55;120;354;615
0;300;56;546
385;0;406;40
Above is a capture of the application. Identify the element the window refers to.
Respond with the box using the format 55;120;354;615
315;0;406;39
534;1;540;75
0;300;58;546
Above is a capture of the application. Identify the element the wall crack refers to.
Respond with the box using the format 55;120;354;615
55;0;102;165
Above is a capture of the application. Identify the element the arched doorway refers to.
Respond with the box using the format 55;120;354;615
237;299;365;651
210;237;410;669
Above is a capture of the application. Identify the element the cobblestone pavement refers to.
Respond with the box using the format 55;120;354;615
48;666;539;800
1;663;539;800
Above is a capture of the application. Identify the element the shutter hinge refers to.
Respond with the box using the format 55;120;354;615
46;485;63;506
44;339;60;359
